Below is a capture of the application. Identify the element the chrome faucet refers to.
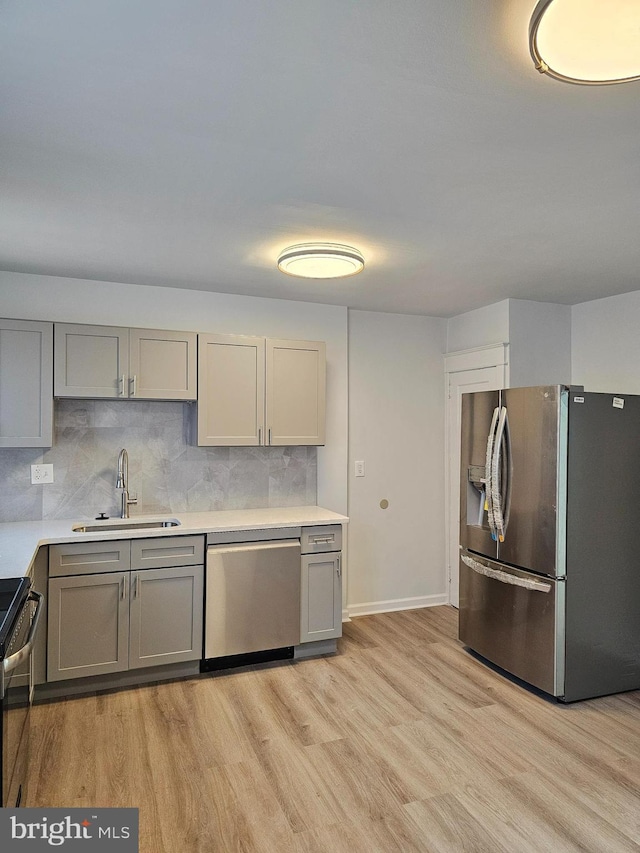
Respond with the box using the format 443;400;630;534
116;448;138;519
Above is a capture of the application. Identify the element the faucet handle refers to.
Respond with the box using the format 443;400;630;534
128;494;138;506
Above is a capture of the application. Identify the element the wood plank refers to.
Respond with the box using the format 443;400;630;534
27;606;640;852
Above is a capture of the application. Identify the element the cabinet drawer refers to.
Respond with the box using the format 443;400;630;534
131;535;205;570
49;540;131;576
300;525;342;554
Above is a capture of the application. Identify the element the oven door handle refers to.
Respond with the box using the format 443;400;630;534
2;591;44;676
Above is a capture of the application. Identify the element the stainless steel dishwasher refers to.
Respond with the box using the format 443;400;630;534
202;527;302;670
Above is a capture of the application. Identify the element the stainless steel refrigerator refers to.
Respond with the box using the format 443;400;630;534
459;384;640;702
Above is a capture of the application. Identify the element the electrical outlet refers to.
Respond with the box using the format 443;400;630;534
355;460;365;477
31;464;54;484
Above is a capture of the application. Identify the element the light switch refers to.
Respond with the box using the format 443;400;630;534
355;460;365;477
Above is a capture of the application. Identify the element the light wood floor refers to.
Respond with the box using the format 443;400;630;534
28;606;640;852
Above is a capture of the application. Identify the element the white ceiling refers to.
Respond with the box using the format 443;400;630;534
1;1;639;317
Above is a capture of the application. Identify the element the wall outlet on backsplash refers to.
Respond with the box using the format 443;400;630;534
31;464;54;484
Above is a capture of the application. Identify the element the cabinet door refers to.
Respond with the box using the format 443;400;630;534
54;323;129;398
129;328;197;400
0;319;53;447
128;565;203;668
266;339;326;445
47;572;129;681
300;552;342;643
197;333;265;445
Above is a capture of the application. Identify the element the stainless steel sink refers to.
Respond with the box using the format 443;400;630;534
72;517;181;533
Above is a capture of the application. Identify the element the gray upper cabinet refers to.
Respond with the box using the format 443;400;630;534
54;323;197;400
129;328;197;400
0;318;53;447
54;324;129;398
197;333;264;445
266;338;326;446
197;333;325;446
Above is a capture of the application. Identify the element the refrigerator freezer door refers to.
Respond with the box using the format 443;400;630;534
459;551;564;696
564;391;640;701
459;390;500;559
498;386;565;577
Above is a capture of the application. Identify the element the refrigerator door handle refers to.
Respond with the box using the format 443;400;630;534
485;406;501;541
490;407;508;541
492;406;512;541
501;408;512;536
461;555;552;593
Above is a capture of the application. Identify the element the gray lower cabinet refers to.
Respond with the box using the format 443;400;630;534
47;536;204;682
47;571;130;680
300;552;342;643
129;565;203;669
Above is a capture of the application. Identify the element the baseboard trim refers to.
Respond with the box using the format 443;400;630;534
33;661;200;702
294;639;338;659
347;593;448;618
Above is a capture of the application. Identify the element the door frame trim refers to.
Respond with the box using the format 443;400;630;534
443;343;509;606
443;342;509;375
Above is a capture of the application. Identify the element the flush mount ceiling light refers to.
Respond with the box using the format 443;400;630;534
277;243;364;279
529;0;640;85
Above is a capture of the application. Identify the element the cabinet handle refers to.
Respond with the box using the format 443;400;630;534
133;573;138;598
258;427;262;445
119;375;126;397
268;428;272;445
337;555;342;578
130;375;137;397
120;576;126;600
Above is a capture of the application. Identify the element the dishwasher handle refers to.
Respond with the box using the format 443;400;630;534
207;539;301;556
3;591;44;676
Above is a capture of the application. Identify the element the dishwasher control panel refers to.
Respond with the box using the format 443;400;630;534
207;527;300;546
301;525;342;554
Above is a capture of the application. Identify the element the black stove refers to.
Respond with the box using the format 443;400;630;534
0;577;30;658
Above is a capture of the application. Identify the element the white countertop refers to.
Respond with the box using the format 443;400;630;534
0;506;349;580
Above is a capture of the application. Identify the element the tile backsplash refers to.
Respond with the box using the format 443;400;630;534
0;400;317;523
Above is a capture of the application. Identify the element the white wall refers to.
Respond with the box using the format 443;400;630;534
509;299;571;387
446;298;572;388
446;300;509;353
347;309;447;614
572;291;640;394
0;270;348;514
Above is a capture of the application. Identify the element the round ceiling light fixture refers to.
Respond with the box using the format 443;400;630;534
529;0;640;85
277;243;364;279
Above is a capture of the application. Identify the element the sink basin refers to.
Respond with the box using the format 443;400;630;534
72;517;181;533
